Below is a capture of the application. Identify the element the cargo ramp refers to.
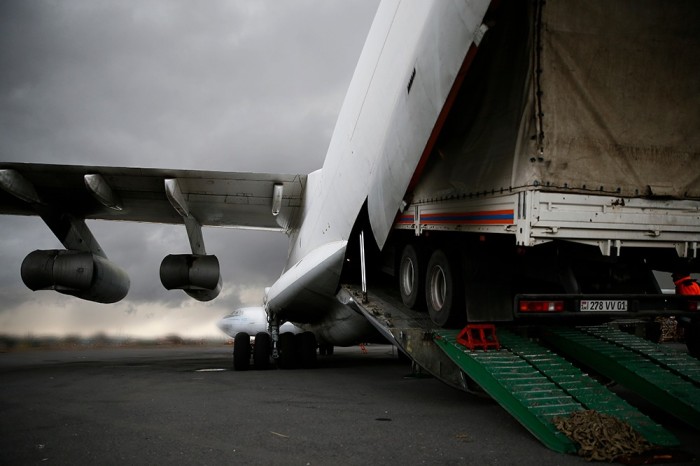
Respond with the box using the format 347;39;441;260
338;285;700;456
540;326;700;430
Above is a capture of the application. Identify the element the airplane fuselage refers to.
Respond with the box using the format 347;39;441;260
264;1;491;343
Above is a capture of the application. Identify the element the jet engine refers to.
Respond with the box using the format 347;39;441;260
159;254;222;302
21;249;130;304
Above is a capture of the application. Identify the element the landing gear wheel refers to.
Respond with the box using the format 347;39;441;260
233;332;251;371
277;332;296;369
296;332;317;368
399;244;424;309
253;332;271;370
425;249;463;328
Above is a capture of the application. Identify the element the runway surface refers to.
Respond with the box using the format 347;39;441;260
1;344;697;465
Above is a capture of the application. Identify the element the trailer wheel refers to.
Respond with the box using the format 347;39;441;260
425;249;463;327
399;244;424;309
253;332;271;370
233;332;251;371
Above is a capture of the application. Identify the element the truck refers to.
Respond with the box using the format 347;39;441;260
334;4;700;453
354;0;700;353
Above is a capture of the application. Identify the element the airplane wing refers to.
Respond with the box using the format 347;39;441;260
0;162;306;232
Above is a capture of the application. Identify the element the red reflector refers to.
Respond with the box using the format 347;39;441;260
689;301;699;312
519;300;565;312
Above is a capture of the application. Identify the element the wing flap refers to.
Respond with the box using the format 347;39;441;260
0;162;306;231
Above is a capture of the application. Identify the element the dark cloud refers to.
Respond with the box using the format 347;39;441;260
0;0;379;337
1;1;378;172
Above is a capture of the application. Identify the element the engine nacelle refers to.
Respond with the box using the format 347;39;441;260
21;250;130;304
159;254;222;302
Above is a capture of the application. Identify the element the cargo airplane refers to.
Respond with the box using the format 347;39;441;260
0;0;489;368
2;0;699;373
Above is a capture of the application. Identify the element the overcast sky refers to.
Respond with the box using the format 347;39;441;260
0;0;380;338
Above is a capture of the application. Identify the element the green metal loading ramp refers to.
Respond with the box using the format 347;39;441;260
339;287;689;454
433;329;679;454
540;326;700;430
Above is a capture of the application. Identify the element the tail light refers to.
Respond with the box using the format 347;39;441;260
519;300;565;312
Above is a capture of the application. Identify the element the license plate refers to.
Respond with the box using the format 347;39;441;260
580;300;627;312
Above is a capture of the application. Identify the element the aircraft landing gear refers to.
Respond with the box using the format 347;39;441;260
270;313;280;360
296;332;318;368
233;332;251;371
230;316;320;370
276;331;318;369
253;332;272;369
231;331;273;371
276;332;296;369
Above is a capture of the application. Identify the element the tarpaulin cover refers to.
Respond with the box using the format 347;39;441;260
413;0;700;202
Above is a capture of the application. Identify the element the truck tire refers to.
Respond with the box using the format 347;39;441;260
233;332;251;371
425;249;464;327
399;244;424;309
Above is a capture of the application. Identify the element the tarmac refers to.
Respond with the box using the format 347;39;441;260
1;344;698;465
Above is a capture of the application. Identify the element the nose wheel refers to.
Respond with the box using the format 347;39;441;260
233;329;319;371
